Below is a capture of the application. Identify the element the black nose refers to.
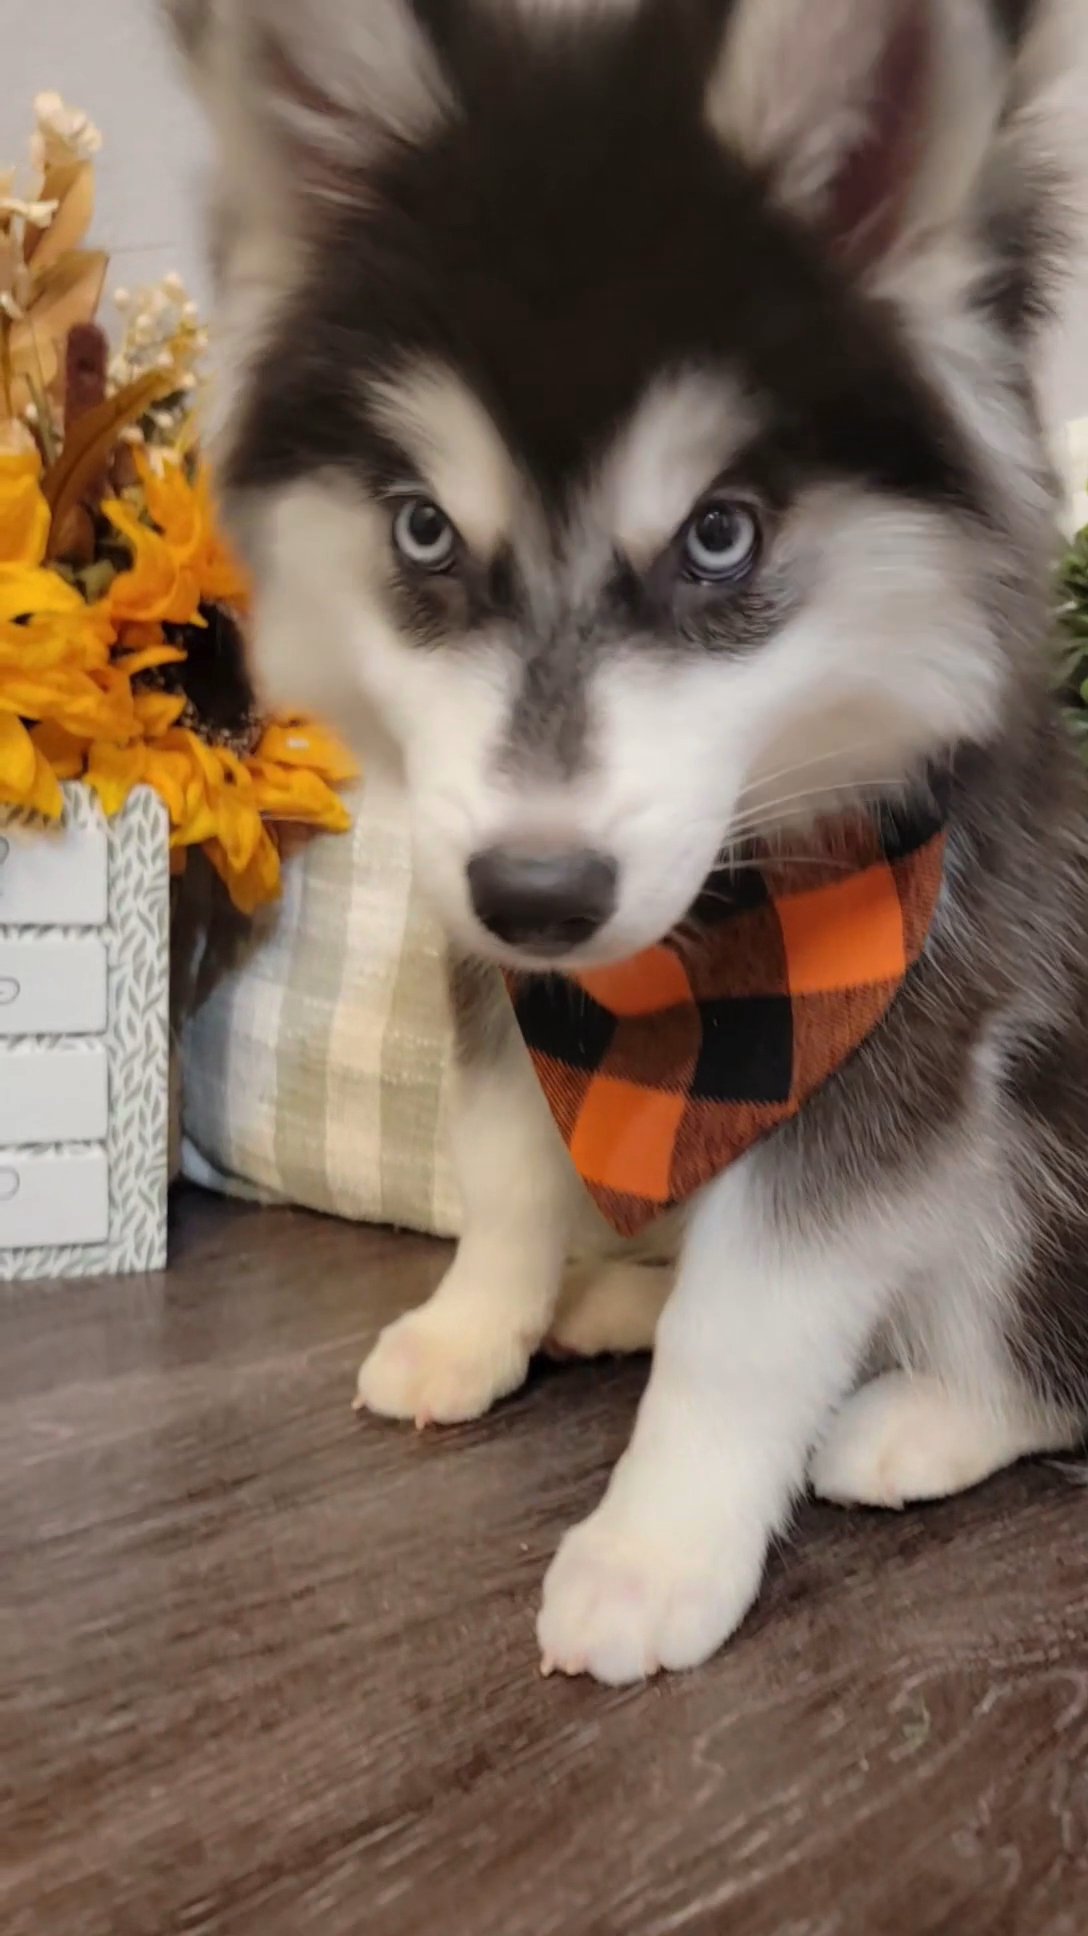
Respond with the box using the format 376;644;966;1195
467;847;618;955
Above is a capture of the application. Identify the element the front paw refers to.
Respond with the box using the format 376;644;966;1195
537;1509;765;1686
354;1306;530;1428
544;1261;671;1361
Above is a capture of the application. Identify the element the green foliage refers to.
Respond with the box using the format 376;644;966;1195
1058;514;1088;753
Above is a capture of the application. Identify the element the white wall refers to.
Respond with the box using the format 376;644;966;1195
2;0;211;311
1;0;1084;418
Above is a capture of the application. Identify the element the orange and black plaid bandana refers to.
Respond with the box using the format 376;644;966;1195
505;802;947;1238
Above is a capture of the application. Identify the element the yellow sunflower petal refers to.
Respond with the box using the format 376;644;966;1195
255;717;358;783
136;456;252;609
0;562;87;624
141;746;197;828
0;710;62;816
114;621;166;650
4;664;136;740
85;667;139;738
114;645;188;676
135;452;204;563
24;747;65;818
169;802;221;848
154;730;213;812
84;740;147;816
213;782;264;874
150;731;224;842
78;598;119;653
133;691;188;736
0;452;51;568
30;719;88;781
0;710;38;794
192;466;251;609
246;759;353;832
0;612;109;671
0;668;94;727
206;825;282;915
159;727;225;793
103;499;203;627
0;732;65;819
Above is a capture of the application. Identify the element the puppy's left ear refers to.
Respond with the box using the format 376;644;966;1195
705;0;1008;267
167;0;450;224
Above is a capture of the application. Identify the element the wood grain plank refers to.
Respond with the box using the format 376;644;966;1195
2;1190;1085;1936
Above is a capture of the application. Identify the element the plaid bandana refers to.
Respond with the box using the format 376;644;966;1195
504;802;946;1238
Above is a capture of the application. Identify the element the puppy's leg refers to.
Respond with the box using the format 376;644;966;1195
545;1261;672;1360
537;1160;891;1685
810;1369;1082;1509
813;1133;1086;1507
356;963;579;1426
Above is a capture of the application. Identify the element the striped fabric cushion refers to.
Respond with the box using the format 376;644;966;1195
180;772;462;1239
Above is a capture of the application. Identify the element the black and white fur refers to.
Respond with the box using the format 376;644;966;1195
174;0;1088;1684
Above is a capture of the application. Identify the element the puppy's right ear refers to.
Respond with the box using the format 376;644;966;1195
166;0;449;222
165;0;209;65
705;0;1007;268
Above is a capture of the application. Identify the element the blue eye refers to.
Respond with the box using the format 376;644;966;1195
393;498;457;571
682;502;761;583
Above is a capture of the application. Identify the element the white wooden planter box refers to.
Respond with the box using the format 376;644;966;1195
0;784;170;1281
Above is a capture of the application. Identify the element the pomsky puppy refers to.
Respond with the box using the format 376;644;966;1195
173;0;1088;1685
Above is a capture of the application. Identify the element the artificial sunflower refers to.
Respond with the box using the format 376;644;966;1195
0;445;129;813
0;440;50;558
0;95;355;911
0;712;62;816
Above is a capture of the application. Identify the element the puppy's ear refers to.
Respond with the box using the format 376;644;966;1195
170;0;449;219
165;0;211;65
706;0;1008;265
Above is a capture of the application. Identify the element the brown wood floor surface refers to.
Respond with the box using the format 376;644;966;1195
2;1189;1087;1936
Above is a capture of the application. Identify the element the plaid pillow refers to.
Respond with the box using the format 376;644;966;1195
180;777;461;1239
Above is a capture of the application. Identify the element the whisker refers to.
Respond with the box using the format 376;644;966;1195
732;776;907;822
734;740;892;807
702;857;857;894
726;778;907;841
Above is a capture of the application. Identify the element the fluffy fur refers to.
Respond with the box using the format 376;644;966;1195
175;0;1088;1684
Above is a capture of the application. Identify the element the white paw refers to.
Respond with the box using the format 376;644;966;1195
811;1372;1011;1510
536;1509;764;1686
354;1305;530;1428
544;1261;672;1362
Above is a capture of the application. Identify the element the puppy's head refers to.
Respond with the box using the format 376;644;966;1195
176;0;1067;968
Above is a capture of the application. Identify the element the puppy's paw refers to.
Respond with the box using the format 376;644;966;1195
536;1509;763;1686
354;1305;530;1428
811;1371;1006;1509
544;1261;671;1362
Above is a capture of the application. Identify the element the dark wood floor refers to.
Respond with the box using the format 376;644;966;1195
3;1189;1087;1936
